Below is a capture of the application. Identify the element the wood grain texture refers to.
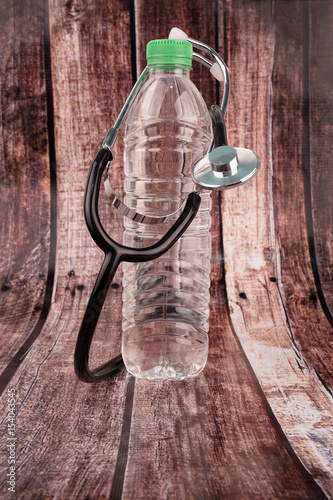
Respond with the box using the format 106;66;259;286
0;0;50;372
0;0;331;498
272;0;333;393
0;0;132;497
309;0;333;318
220;0;333;495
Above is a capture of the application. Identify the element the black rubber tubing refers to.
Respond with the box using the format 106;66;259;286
74;148;201;382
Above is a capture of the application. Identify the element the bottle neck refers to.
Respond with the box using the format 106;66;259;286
147;65;191;77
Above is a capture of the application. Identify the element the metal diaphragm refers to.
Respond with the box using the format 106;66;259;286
191;146;260;191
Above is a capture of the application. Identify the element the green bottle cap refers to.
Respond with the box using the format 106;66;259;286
146;39;193;68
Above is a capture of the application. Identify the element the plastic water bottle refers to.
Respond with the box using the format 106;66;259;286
122;39;212;380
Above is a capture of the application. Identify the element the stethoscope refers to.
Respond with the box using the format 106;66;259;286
74;27;260;383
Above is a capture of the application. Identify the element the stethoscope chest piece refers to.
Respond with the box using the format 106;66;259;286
192;146;260;191
191;103;260;191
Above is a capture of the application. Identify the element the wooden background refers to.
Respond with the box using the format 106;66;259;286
0;0;332;498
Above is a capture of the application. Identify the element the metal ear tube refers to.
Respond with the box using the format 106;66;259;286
168;28;260;190
74;29;260;382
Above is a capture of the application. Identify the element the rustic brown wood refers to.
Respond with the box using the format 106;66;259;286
309;0;333;318
0;0;331;498
220;0;333;496
0;0;51;373
0;0;132;497
272;0;333;392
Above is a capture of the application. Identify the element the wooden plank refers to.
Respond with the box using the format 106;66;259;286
120;0;328;498
0;0;51;373
271;1;333;390
0;0;133;497
309;0;333;319
220;0;333;496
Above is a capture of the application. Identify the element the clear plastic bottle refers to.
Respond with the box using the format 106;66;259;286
122;39;212;380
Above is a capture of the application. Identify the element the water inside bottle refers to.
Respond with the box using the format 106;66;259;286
122;68;212;381
122;321;208;381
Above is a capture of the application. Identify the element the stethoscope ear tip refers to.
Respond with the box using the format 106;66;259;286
210;63;224;82
168;27;188;40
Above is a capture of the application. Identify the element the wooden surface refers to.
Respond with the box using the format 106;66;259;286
0;0;332;499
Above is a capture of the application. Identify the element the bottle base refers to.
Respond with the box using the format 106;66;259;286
122;322;208;381
124;360;206;381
